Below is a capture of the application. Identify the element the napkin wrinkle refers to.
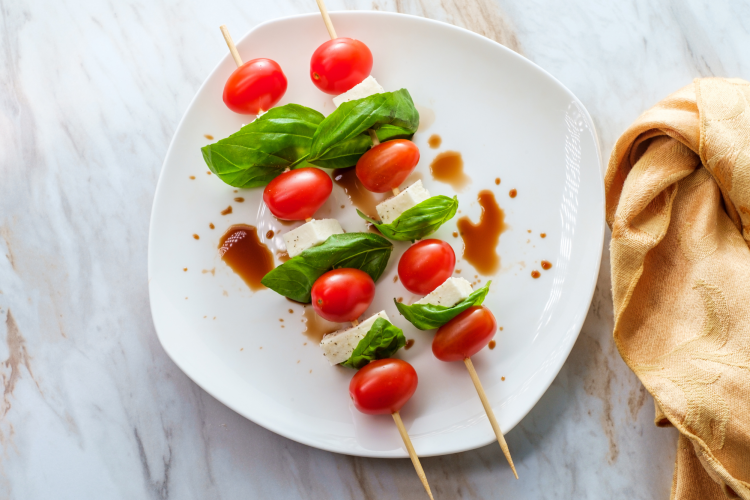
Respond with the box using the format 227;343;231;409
606;78;750;500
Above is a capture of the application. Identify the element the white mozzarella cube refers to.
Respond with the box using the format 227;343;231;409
415;277;473;307
282;219;343;258
332;76;385;107
320;311;390;366
375;180;431;224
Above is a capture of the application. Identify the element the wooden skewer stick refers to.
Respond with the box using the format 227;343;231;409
351;319;359;326
220;25;243;67
315;0;338;40
464;357;518;479
368;129;380;146
392;411;434;500
305;217;313;222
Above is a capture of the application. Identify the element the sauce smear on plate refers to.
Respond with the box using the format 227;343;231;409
457;190;507;275
430;151;470;190
302;307;341;342
219;224;274;291
333;167;387;217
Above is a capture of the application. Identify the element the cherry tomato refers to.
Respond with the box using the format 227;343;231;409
349;359;418;415
310;38;373;95
223;58;287;115
433;306;497;362
356;140;421;193
311;269;375;323
398;239;456;295
263;168;332;220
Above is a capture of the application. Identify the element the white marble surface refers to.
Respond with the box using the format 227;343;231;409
1;0;748;498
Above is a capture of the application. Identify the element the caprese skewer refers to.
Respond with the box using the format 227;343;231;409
396;243;518;478
308;5;435;497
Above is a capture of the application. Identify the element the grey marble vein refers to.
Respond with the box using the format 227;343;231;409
2;0;748;498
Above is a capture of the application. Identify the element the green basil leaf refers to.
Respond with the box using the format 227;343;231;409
201;104;324;188
358;195;459;241
260;233;393;303
395;281;492;330
309;125;419;170
341;318;406;369
308;134;371;169
308;89;419;164
375;124;417;142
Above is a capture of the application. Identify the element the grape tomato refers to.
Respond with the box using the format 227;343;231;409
432;306;497;362
310;38;373;95
311;268;375;323
349;359;418;415
223;58;287;115
356;140;420;193
263;168;332;220
398;239;456;295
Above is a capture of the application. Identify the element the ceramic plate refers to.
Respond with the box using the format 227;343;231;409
148;11;603;457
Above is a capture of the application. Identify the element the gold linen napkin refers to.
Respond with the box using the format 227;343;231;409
605;78;750;499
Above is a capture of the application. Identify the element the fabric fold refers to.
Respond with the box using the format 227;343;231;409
606;78;750;499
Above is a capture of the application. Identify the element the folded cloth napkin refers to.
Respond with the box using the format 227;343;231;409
605;78;750;499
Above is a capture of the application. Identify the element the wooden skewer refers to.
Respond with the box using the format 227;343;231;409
305;217;313;222
315;0;338;39
464;357;518;479
392;411;434;500
219;25;243;67
351;319;359;326
368;129;380;146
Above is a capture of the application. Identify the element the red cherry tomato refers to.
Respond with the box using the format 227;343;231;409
223;58;287;115
356;140;421;193
310;38;373;95
263;168;332;220
349;359;418;415
433;306;497;362
311;269;375;323
398;239;456;295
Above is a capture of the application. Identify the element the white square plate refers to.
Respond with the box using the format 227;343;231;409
148;11;603;457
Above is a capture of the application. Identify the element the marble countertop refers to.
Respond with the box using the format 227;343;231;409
1;0;747;498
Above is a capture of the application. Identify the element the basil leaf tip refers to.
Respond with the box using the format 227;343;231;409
342;318;406;369
396;281;492;330
358;195;459;241
260;232;393;303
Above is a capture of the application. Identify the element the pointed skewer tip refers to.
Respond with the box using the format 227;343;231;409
463;357;518;477
392;411;434;499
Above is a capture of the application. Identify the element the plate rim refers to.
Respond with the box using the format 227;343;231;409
148;10;605;457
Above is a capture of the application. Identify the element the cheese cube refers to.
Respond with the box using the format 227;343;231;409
375;180;431;224
320;311;390;366
415;277;473;307
282;219;343;258
332;76;385;107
